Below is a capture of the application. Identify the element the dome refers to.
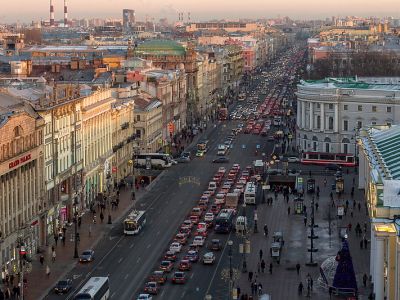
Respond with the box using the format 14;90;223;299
136;40;186;56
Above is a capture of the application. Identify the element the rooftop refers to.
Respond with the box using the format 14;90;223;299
301;77;400;91
135;40;186;56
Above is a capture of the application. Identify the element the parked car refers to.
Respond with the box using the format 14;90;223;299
79;249;95;263
54;279;72;294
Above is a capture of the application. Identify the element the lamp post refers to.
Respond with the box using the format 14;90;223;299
228;240;233;300
306;196;318;266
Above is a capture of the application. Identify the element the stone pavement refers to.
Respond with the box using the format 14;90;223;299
234;169;372;299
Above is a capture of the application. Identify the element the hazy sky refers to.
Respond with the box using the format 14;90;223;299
2;0;400;23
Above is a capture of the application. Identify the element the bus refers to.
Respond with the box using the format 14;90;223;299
214;209;235;233
134;153;172;169
253;160;265;176
301;152;356;167
244;182;257;204
123;210;146;235
74;277;110;300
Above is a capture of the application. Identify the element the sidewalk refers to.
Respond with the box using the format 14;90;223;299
234;171;371;299
23;185;146;300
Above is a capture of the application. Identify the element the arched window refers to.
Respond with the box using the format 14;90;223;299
14;126;23;137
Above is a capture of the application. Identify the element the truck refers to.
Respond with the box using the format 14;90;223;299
225;192;239;211
218;108;228;120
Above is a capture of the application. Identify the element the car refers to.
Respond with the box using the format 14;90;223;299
184;250;199;263
287;156;299;163
213;157;229;163
199;195;210;205
196;227;208;237
54;279;72;294
174;233;188;245
169;242;182;253
189;215;200;224
202;252;216;265
164;251;177;261
176;156;190;163
179;227;191;238
172;271;186;284
182;219;194;230
193;236;206;247
215;193;226;205
191;207;203;217
204;212;214;222
149;271;167;285
144;282;159;295
209;239;222;251
202;191;213;198
218;167;226;174
79;249;95;262
210;204;221;215
137;294;153;300
160;260;174;272
178;259;192;271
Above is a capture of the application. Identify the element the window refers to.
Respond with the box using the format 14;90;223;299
343;105;348;111
328;104;333;109
357;121;362;129
358;105;363;111
328;117;334;130
372;106;377;112
387;107;392;113
316;116;321;129
325;143;330;153
343;144;348;154
136;115;141;122
343;120;348;131
317;103;320;108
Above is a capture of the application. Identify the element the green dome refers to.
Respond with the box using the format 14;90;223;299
136;40;186;56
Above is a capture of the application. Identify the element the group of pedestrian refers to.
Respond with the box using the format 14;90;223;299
0;269;22;300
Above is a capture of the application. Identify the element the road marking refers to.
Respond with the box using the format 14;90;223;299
205;232;233;296
156;231;160;236
118;257;123;263
111;292;116;298
137;257;141;263
147;244;151;249
124;273;129;280
181;291;186;299
129;243;134;249
190;273;194;279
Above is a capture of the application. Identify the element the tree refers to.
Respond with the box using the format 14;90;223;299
332;239;358;293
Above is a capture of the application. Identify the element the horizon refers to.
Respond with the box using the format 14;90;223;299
1;0;400;23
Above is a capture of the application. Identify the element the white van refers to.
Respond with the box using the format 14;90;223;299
235;216;247;232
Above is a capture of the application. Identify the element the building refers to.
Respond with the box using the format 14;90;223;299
0;95;45;272
122;9;135;30
358;124;400;300
296;77;400;155
133;93;163;153
81;88;115;208
185;22;262;33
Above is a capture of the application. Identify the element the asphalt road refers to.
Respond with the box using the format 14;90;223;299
45;44;304;300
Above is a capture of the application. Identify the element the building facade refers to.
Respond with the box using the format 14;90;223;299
296;77;400;155
0;102;45;272
358;124;400;300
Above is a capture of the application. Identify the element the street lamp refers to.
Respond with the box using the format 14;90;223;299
228;240;233;299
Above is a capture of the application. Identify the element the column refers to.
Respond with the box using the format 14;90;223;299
309;102;314;130
370;230;376;280
320;103;325;131
374;237;385;299
334;103;339;132
301;101;306;129
297;100;301;128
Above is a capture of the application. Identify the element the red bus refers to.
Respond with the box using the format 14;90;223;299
301;152;356;167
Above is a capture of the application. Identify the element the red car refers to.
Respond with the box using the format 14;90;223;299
172;272;186;284
148;271;168;285
181;220;194;230
164;251;177;261
179;227;191;238
174;233;188;245
144;282;159;295
189;215;200;224
210;204;221;215
160;260;174;273
178;260;192;271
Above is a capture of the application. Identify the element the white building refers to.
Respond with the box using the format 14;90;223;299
296;77;400;155
358;124;400;300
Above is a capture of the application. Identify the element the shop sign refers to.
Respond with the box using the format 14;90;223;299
9;154;31;169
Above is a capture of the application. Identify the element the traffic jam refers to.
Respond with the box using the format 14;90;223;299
137;46;307;300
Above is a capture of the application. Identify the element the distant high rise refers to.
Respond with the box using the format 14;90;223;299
123;9;135;30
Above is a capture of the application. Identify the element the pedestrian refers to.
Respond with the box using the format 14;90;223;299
263;224;268;237
54;234;58;246
100;212;104;223
258;283;263;296
40;254;44;265
363;273;368;287
296;263;301;275
78;216;82;228
310;278;313;290
323;178;327;187
259;249;263;261
0;289;4;300
46;265;50;277
360;239;364;249
89;224;92;237
350;210;354;218
4;288;10;300
261;260;266;273
93;214;97;224
303;216;307;227
287;206;291;215
358;202;361;211
315;202;319;211
52;250;56;262
248;271;253;282
298;281;303;295
62;233;65;246
306;283;311;297
348;223;352;232
237;287;241;299
364;238;368;249
269;262;273;274
257;261;261;273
